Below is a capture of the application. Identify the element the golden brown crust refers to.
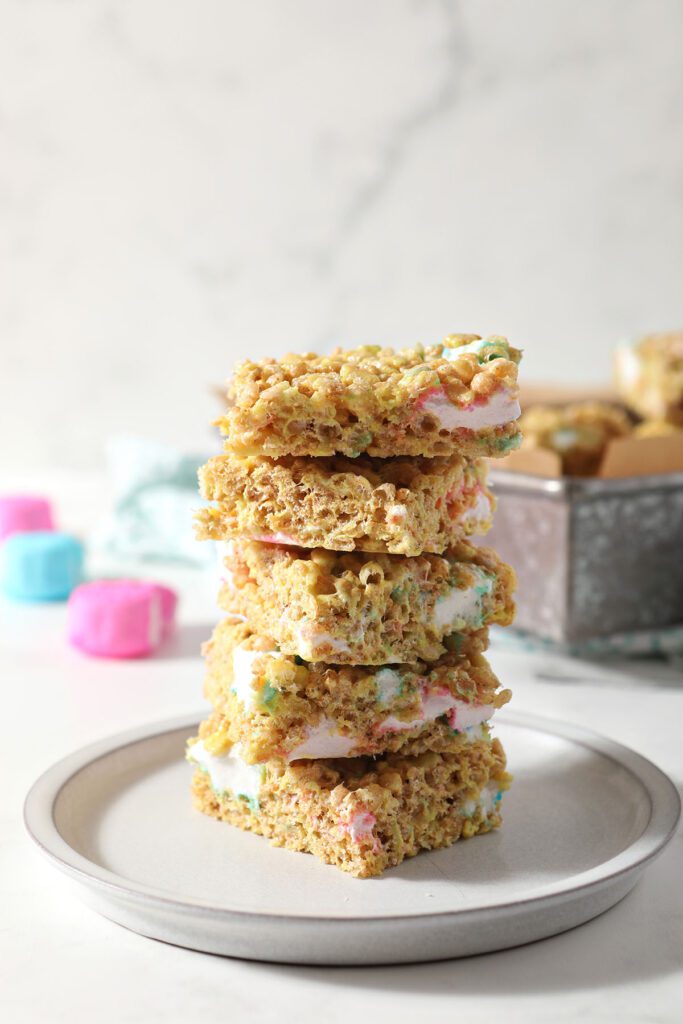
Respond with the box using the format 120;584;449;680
218;336;522;458
196;453;494;555
219;539;516;664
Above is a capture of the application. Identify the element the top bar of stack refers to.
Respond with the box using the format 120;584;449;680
188;333;521;878
216;334;522;459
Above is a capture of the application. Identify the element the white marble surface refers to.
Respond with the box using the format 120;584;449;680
1;0;683;470
2;473;683;1023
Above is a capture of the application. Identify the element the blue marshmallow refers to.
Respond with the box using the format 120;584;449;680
1;531;84;601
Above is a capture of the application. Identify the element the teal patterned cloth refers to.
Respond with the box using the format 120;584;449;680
493;624;683;659
95;436;215;565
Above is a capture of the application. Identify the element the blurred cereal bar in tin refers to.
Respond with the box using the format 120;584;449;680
188;720;510;878
615;331;683;426
519;401;632;476
217;335;522;459
196;453;494;556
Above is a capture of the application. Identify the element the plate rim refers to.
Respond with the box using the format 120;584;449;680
23;709;681;925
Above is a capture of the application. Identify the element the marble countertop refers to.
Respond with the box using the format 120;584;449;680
2;477;683;1024
3;1;683;474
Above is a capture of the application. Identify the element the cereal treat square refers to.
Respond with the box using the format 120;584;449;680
188;723;510;878
196;453;493;556
219;540;516;664
519;401;632;476
217;335;522;459
202;618;510;763
615;332;683;426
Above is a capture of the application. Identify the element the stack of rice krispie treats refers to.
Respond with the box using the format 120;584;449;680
188;335;521;877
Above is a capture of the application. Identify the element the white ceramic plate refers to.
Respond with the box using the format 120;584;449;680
24;711;680;965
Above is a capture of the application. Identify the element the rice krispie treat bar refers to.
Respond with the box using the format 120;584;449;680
519;401;632;476
217;335;522;460
219;540;515;664
196;453;493;556
188;722;510;878
615;331;683;426
202;618;510;763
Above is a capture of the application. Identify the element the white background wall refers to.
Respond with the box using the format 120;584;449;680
1;0;682;470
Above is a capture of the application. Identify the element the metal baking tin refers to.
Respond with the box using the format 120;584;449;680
485;469;683;644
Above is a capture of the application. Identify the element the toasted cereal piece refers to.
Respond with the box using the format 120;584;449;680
615;332;683;426
188;724;510;878
519;401;632;476
196;453;494;556
219;540;515;665
217;336;522;459
201;618;509;763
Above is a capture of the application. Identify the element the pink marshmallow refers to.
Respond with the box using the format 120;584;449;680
255;531;299;545
0;495;55;541
68;579;178;659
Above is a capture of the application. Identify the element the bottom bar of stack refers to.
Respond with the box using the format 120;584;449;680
188;725;509;879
